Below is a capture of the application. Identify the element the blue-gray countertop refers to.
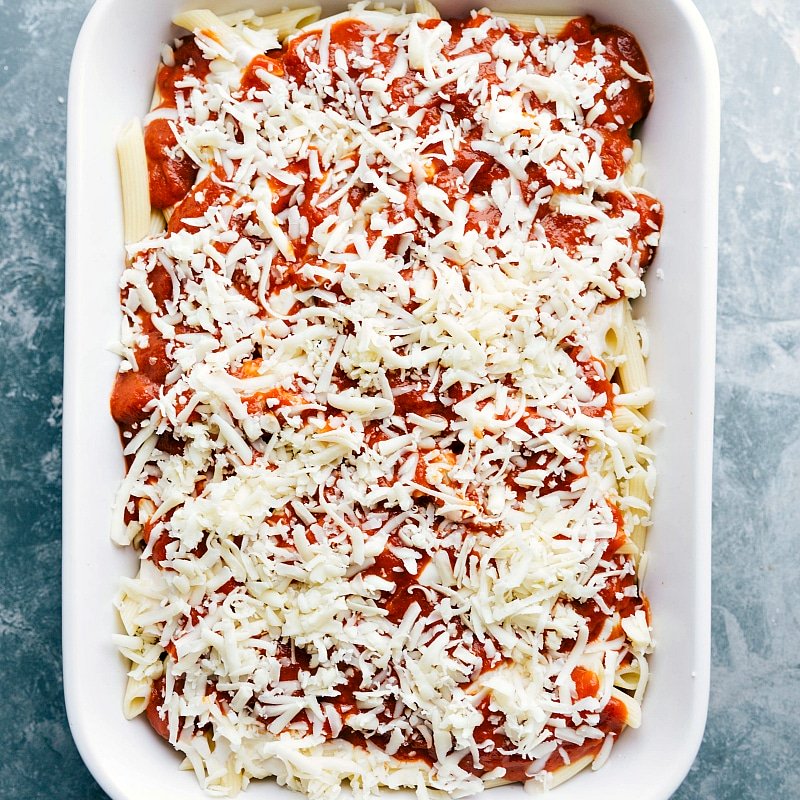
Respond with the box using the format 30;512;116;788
0;0;797;797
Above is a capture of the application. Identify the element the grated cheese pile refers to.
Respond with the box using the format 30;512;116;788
113;5;662;798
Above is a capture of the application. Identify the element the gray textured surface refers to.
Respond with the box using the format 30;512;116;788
0;0;796;798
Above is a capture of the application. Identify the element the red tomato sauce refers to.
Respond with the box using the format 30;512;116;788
144;118;198;209
144;37;211;206
156;38;211;107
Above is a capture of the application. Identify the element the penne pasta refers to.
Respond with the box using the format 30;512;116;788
626;472;651;553
614;663;640;692
613;405;648;433
610;686;642;729
615;652;650;702
614;674;639;693
590;298;626;360
618;300;649;397
225;762;244;794
614;538;641;557
625;138;646;187
546;753;595;788
149;80;162;111
491;11;579;37
172;7;266;66
632;652;650;702
148;209;166;236
116;119;151;245
246;6;323;40
615;385;655;408
414;0;441;18
482;778;513;788
123;676;151;719
172;8;236;39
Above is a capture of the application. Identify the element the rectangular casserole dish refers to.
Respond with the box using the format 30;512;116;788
63;0;718;797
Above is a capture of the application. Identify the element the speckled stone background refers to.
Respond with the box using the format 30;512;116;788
0;0;797;797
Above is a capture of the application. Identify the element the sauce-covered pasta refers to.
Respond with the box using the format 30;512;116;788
112;3;662;796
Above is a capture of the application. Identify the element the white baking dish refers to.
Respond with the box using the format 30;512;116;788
63;1;718;797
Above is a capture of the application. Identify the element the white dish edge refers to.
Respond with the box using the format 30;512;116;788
63;1;718;797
